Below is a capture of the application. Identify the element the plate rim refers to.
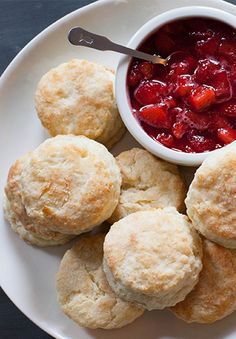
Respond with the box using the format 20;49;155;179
0;0;236;338
0;1;114;338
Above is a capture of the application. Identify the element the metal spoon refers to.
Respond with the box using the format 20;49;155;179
68;27;167;65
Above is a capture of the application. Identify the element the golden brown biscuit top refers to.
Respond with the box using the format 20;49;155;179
56;233;144;329
109;148;186;223
104;208;202;295
35;59;124;146
186;143;236;245
171;239;236;323
19;135;120;232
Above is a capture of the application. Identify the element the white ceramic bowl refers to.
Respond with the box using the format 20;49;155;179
116;6;236;166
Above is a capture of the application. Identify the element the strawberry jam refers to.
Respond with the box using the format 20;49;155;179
127;18;236;153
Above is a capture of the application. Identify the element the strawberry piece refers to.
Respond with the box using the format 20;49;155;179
182;110;211;130
194;58;221;83
128;68;142;87
172;121;188;139
219;99;236;117
187;130;216;152
195;34;220;57
217;127;236;144
169;107;183;118
209;69;232;103
188;86;216;111
174;75;196;97
168;61;190;78
156;132;174;148
162;96;176;108
174;108;211;131
139;62;154;79
208;113;230;131
184;56;198;73
219;40;236;62
134;80;167;105
168;56;197;80
139;104;171;128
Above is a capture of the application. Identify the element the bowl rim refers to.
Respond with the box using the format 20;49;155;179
115;6;236;166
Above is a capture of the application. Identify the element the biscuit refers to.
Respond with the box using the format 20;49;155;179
186;143;236;248
35;59;126;148
103;208;202;310
19;135;121;234
4;135;121;241
4;194;73;247
170;239;236;323
4;154;74;246
56;233;144;329
109;148;186;223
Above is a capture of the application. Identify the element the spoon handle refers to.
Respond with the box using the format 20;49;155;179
68;27;166;65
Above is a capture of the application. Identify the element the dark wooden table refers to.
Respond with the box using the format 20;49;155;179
0;0;236;337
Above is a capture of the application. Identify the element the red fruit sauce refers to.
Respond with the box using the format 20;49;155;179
127;18;236;153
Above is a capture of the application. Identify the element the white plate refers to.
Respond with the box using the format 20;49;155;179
0;0;236;338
